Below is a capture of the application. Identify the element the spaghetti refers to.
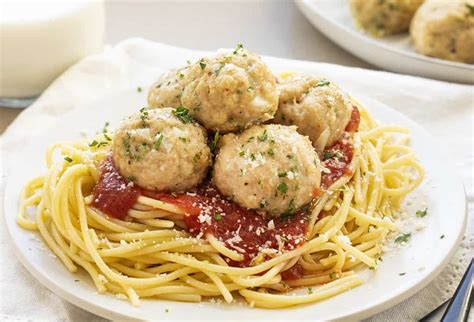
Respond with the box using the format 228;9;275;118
17;100;424;308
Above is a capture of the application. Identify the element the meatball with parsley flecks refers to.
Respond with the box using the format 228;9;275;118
148;45;278;133
410;0;474;64
213;124;321;217
274;73;353;152
112;107;211;192
349;0;424;36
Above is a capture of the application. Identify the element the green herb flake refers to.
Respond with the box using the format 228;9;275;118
369;266;376;271
233;43;244;54
257;130;268;142
127;176;136;182
155;133;164;150
394;232;411;244
399;272;406;276
307;287;313;295
267;148;274;156
329;272;337;279
323;151;333;160
316;80;331;87
416;208;428;218
278;171;287;178
210;131;220;152
440;234;445;239
89;140;99;147
103;133;112;141
193;152;202;163
247;86;254;92
137;86;142;92
277;182;288;194
250;153;256;161
102;122;110;133
64;156;73;163
173;107;193;124
239;151;245;157
199;60;206;70
213;213;223;221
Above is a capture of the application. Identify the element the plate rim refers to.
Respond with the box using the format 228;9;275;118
2;89;468;321
296;0;474;71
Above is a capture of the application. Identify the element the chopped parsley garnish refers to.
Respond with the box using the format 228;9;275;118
440;235;445;239
155;133;164;150
278;171;287;177
316;80;331;87
466;3;474;15
394;232;411;244
64;156;73;163
250;153;256;161
165;308;169;313
210;131;220;152
239;151;245;157
213;213;222;221
199;60;206;70
369;266;375;270
127;176;136;182
193;152;202;162
173;107;193;123
399;272;406;276
102;122;110;133
307;287;313;295
416;208;428;218
139;107;149;122
177;72;184;78
103;133;112;141
214;64;225;76
329;272;337;279
323;151;333;160
233;43;244;54
89;140;99;147
277;182;288;194
247;86;254;92
267;148;274;156
257;130;268;141
97;141;108;148
137;86;142;92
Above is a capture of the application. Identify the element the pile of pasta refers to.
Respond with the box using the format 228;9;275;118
18;100;424;308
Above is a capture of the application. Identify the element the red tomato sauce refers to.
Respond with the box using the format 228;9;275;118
320;106;360;189
280;263;304;281
145;185;311;267
345;106;360;133
91;156;141;220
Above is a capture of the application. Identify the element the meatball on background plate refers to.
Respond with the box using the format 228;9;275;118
296;0;474;84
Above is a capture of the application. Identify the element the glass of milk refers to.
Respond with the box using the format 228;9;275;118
0;0;105;108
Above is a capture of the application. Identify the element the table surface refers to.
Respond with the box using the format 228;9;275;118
0;0;375;134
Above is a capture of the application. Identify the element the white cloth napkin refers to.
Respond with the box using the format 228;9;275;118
1;39;472;321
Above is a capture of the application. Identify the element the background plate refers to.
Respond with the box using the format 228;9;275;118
296;0;474;84
3;88;467;321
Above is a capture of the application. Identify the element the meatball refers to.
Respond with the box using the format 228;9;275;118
349;0;424;36
274;73;352;152
148;46;278;133
148;69;187;108
112;107;212;192
213;124;321;216
410;0;474;64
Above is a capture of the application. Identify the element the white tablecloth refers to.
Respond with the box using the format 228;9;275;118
1;39;472;321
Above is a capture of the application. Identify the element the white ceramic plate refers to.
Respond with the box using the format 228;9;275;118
3;88;467;321
296;0;474;84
